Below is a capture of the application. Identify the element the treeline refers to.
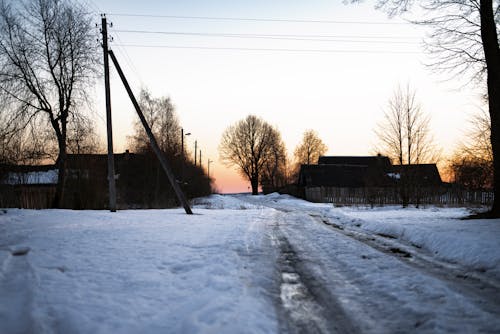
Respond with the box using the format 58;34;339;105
219;85;494;197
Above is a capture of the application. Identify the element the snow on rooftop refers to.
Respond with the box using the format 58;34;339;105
3;170;58;185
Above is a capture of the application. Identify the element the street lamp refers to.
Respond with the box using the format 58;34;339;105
208;159;213;178
194;140;197;166
181;128;191;159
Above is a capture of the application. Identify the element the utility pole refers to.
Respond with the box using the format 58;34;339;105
194;140;197;166
181;128;190;160
108;50;193;215
101;15;117;212
199;150;202;168
181;128;184;159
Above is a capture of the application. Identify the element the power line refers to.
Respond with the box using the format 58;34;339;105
113;29;420;44
113;43;419;54
107;13;408;25
110;33;145;85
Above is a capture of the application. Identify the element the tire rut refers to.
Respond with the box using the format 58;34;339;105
307;212;500;317
273;225;360;334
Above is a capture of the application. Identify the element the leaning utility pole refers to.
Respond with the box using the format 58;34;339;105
108;50;193;214
101;15;117;212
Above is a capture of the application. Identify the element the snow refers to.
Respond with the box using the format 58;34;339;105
1;194;499;333
337;206;500;278
3;170;58;185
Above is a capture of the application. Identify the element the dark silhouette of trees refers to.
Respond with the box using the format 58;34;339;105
260;129;288;193
0;119;48;166
67;114;103;155
449;108;493;189
375;84;438;207
0;0;100;207
126;89;212;205
219;115;284;195
129;88;181;155
352;0;500;215
294;129;328;165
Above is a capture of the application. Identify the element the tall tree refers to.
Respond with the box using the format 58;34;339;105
0;0;100;207
375;83;436;165
261;129;288;193
219;115;283;195
376;84;438;207
294;129;328;165
352;0;500;215
129;88;181;155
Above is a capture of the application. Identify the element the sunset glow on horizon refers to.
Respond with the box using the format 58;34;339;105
86;0;484;193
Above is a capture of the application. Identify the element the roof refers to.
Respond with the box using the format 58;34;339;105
299;164;370;187
299;156;442;188
299;155;393;188
0;164;58;185
392;164;442;186
318;156;392;169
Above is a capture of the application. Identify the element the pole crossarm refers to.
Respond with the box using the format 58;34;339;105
108;49;193;215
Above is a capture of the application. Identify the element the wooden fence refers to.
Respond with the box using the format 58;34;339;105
305;186;494;207
0;185;56;209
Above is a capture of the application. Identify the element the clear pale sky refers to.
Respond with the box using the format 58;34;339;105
85;0;483;193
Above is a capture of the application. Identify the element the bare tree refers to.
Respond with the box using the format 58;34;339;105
67;113;103;155
449;108;493;189
375;84;437;165
261;130;288;193
294;129;328;165
0;0;100;207
0;119;48;166
376;84;438;207
219;115;282;195
351;0;500;215
129;88;181;155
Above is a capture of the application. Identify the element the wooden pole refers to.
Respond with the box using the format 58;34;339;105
194;140;197;166
108;50;193;214
102;16;117;212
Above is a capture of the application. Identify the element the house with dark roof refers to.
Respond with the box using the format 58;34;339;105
298;155;443;205
298;155;393;188
391;164;442;186
1;150;212;209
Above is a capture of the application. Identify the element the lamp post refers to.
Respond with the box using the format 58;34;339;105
181;128;191;160
194;140;197;166
208;159;213;178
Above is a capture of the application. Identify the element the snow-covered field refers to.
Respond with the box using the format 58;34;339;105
1;194;499;333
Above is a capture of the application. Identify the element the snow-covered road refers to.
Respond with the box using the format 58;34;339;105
1;194;499;333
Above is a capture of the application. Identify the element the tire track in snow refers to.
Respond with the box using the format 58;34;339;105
0;251;35;334
307;213;500;318
272;223;360;334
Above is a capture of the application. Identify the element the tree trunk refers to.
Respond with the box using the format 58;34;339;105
53;145;67;208
250;174;259;195
480;0;500;216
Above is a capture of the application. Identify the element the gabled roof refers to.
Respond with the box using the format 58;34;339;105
318;155;392;169
392;164;442;186
298;164;370;187
299;155;393;188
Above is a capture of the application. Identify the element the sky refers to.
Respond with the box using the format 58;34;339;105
84;0;484;193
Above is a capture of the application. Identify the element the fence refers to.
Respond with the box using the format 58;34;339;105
305;186;494;207
0;185;56;209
